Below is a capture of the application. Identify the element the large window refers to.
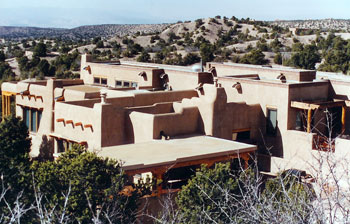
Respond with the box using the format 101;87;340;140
23;107;42;132
266;108;277;135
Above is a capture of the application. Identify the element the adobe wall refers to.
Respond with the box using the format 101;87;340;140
129;111;154;143
132;90;198;106
219;77;289;131
166;70;211;90
54;102;98;149
153;107;200;138
80;54;161;88
171;84;262;142
207;62;316;81
14;80;60;157
54;101;127;150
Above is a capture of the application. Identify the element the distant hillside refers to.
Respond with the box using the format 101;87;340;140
0;24;170;39
270;19;350;30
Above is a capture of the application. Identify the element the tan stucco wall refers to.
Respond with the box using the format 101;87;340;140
207;62;316;81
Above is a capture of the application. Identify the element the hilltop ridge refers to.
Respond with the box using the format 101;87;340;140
1;18;350;40
0;24;170;39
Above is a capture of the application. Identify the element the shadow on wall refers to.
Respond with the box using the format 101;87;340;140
265;127;283;158
37;135;54;161
256;127;283;172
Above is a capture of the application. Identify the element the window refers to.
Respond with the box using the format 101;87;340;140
101;78;107;85
93;77;108;85
31;110;37;132
232;129;251;143
94;77;100;84
23;107;42;132
266;108;277;135
116;80;122;87
115;80;138;88
24;108;30;128
57;139;73;153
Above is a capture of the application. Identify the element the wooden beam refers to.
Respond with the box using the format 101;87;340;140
342;106;346;133
291;101;319;110
318;101;345;109
84;124;93;129
35;96;43;102
7;96;10;116
307;109;312;133
291;100;345;110
2;94;5;119
75;122;83;127
56;118;65;123
1;91;17;96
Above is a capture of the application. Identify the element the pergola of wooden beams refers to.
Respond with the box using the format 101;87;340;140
291;100;347;133
124;152;251;196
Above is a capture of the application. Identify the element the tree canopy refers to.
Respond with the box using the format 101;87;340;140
33;42;47;57
31;146;138;223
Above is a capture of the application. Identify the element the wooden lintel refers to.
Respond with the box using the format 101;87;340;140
232;128;250;133
79;141;87;146
75;122;83;126
2;91;17;96
318;101;345;109
291;100;345;110
56;118;65;123
291;101;319;110
66;120;73;124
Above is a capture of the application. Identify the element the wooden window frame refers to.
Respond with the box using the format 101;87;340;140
23;107;43;133
266;107;278;136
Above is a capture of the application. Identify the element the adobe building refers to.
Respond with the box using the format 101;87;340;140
2;55;350;192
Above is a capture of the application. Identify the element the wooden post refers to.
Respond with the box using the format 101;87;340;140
307;109;312;133
5;95;8;117
153;171;164;196
342;106;346;133
7;96;10;116
1;94;4;120
241;153;250;169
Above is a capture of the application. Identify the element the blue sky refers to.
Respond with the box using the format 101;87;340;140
1;0;349;28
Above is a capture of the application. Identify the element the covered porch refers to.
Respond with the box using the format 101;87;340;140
291;99;348;151
98;135;257;196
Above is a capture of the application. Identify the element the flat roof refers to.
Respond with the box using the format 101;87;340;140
120;60;200;73
98;135;256;171
213;62;313;73
64;84;103;93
